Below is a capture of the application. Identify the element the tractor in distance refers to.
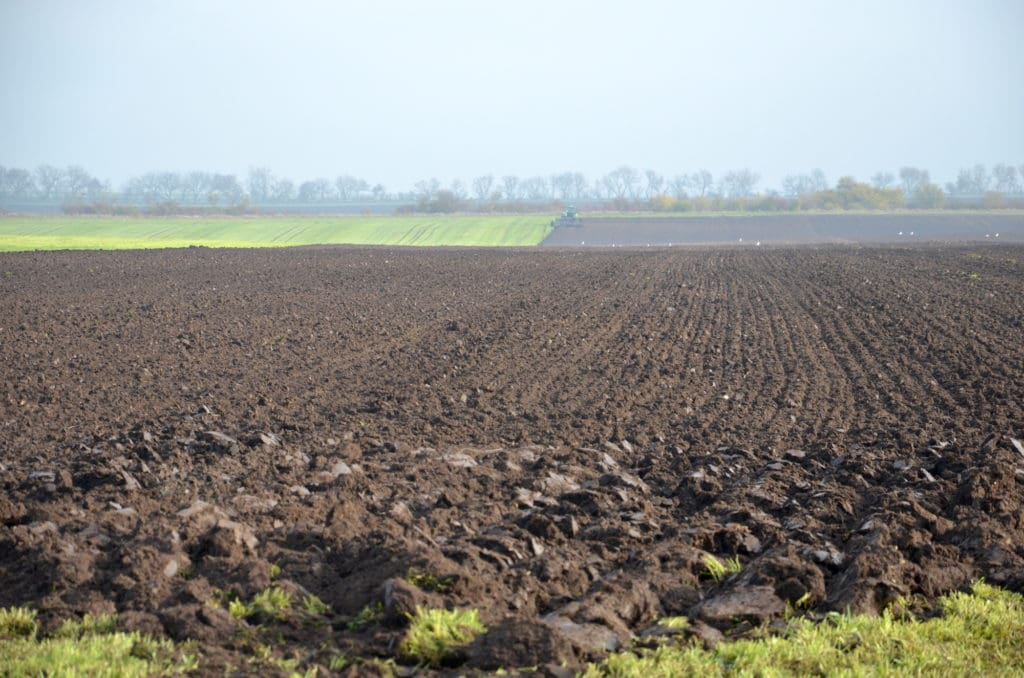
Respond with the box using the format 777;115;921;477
551;204;582;228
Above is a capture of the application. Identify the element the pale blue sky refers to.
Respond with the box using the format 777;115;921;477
1;0;1022;191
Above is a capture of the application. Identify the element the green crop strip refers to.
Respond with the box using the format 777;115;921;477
0;215;553;250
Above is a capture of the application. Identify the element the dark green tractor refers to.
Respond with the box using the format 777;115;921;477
551;204;581;228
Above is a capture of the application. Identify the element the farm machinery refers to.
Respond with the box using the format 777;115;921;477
551;204;581;228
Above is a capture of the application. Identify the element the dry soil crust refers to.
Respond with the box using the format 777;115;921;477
1;244;1023;674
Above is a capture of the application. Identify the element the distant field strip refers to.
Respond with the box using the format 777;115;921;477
0;216;553;250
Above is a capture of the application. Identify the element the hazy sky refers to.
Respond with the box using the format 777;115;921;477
2;0;1022;192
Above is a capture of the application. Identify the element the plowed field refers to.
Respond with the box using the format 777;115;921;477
2;244;1023;674
541;213;1024;245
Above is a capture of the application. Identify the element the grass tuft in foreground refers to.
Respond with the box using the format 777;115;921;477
228;586;293;622
398;606;486;667
702;554;742;583
0;607;38;639
302;593;332;617
347;602;385;631
0;607;197;676
582;581;1024;677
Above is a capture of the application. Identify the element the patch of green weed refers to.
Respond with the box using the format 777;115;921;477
702;554;742;583
328;653;351;671
54;613;119;638
347;602;384;631
0;607;197;676
228;586;294;622
656;616;690;630
228;598;250;620
406;566;456;593
398;606;486;667
0;606;38;639
302;594;332;616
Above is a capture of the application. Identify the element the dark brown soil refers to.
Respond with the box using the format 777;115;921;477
540;213;1024;246
2;244;1023;675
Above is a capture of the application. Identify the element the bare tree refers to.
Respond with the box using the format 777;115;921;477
947;164;990;195
35;164;64;199
0;167;35;197
549;172;573;201
501;175;521;201
719;169;760;198
62;165;93;199
644;169;664;199
809;169;828;192
870;171;895;189
668;174;690;199
414;177;441;201
689;170;714;197
297;177;333;203
449;179;468;201
567;172;588;200
781;174;807;197
335;174;369;201
125;173;166;203
782;169;827;197
208;174;244;205
371;184;386;201
992;164;1020;194
180;171;210;203
946;164;987;195
270;177;295;201
154;172;182;201
472;174;495;202
899;167;930;196
601;165;640;200
247;167;273;203
521;176;549;201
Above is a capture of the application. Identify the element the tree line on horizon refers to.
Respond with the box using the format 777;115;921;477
1;162;1023;214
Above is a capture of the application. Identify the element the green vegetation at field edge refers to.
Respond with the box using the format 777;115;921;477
0;607;197;676
582;581;1024;677
3;582;1023;675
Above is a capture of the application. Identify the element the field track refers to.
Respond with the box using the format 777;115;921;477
2;244;1023;671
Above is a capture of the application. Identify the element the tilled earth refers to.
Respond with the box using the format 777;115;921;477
540;213;1024;245
2;244;1024;675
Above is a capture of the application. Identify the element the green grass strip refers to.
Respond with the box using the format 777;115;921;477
0;215;553;251
582;581;1024;677
0;608;197;676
